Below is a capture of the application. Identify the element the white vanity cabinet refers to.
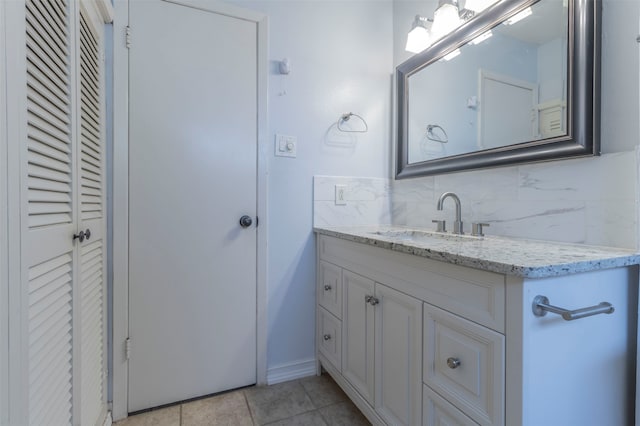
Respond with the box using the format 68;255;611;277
316;232;638;426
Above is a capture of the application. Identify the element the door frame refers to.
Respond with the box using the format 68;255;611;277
0;1;9;422
111;0;268;419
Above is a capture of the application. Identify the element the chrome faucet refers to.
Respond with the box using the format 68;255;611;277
437;192;463;234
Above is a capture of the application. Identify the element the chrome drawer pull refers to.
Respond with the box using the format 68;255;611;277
324;285;332;291
446;357;461;369
532;295;614;321
323;334;331;341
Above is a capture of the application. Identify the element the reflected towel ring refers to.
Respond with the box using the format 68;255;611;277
337;112;368;133
426;124;448;143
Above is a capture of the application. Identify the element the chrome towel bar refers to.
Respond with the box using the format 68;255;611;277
532;295;614;321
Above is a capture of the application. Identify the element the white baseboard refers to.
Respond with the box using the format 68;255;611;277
103;411;113;426
266;358;317;385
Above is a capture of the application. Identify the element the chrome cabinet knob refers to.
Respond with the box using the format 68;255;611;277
365;295;372;303
369;297;380;306
84;229;91;240
447;357;461;369
323;334;331;341
324;285;332;291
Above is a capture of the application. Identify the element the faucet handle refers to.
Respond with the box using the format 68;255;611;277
432;219;446;233
471;222;490;237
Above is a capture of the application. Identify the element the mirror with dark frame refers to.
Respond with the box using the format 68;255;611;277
396;0;600;179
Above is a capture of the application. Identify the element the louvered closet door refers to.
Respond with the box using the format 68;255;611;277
77;5;107;426
24;0;76;424
10;0;108;424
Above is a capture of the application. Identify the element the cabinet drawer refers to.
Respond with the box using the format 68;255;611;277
424;385;478;426
318;307;342;370
424;304;504;426
319;235;505;332
318;261;342;319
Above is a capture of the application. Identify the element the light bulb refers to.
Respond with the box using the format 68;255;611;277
431;3;462;41
405;17;432;53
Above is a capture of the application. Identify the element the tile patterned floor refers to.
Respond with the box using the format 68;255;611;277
115;374;371;426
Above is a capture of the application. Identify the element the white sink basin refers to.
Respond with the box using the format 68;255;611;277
369;229;482;244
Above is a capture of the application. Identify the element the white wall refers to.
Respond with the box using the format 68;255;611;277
230;0;393;376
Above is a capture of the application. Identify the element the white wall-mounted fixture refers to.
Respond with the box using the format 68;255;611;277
275;133;297;157
279;58;291;74
404;0;499;53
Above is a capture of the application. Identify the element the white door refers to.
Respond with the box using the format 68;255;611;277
128;0;258;412
77;5;108;425
478;70;538;150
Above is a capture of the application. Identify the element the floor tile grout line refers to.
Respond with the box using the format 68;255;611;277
242;389;257;426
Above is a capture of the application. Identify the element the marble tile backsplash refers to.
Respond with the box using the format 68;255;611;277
313;176;392;227
314;148;640;250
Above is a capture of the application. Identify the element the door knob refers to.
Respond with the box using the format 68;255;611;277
239;215;253;228
73;229;92;243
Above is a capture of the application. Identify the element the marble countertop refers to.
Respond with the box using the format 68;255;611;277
314;225;640;278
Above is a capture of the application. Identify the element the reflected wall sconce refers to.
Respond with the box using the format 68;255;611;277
405;0;500;54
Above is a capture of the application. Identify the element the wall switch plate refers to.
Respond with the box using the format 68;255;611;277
275;134;297;158
335;185;347;205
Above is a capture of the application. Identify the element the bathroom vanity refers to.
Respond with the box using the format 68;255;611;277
314;226;640;426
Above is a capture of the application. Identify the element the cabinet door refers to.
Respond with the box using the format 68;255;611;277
342;270;375;405
374;283;422;426
318;261;342;319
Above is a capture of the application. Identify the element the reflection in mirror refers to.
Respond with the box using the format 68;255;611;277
407;0;568;164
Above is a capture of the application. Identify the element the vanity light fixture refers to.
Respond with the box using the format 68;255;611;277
405;15;432;53
405;0;500;53
505;7;532;25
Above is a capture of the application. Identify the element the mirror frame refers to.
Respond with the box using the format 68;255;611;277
396;0;600;179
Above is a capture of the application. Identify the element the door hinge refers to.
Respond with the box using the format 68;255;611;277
125;26;131;49
125;337;131;360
